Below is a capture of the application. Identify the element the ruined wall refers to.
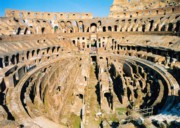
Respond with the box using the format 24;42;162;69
5;9;93;20
109;0;180;18
0;0;179;127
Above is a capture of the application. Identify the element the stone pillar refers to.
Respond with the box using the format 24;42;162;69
112;26;114;32
9;56;12;65
2;58;5;68
166;56;171;67
145;23;150;32
165;24;169;31
172;23;176;31
97;41;99;48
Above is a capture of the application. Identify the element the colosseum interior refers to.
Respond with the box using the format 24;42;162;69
0;0;180;128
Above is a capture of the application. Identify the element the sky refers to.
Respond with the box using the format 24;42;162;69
0;0;113;17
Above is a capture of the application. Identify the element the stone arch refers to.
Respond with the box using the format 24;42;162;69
114;25;118;32
41;27;45;34
17;27;21;35
24;27;28;34
54;26;58;33
142;24;146;32
16;54;19;64
82;42;85;49
72;40;76;45
175;21;180;34
11;55;16;64
90;23;97;33
108;26;112;31
26;51;30;60
103;26;106;32
149;20;154;31
168;23;173;31
32;50;35;57
0;57;3;68
78;21;84;32
4;56;9;66
98;20;102;26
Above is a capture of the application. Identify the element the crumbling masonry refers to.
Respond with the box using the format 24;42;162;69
0;0;180;128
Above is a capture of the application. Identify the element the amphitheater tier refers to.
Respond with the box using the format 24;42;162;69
0;0;180;128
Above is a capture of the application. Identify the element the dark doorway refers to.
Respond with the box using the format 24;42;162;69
91;56;97;62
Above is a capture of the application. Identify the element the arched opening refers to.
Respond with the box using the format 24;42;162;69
17;27;21;35
54;26;58;33
149;20;154;31
102;42;105;48
37;49;40;55
161;25;166;31
91;40;97;48
52;47;56;53
168;23;173;31
136;12;138;16
16;54;19;63
87;27;89;32
57;46;60;52
26;51;30;60
41;27;45;34
46;47;50;54
82;42;85;49
118;44;120;50
72;40;76;45
114;25;118;32
90;23;97;33
98;21;102;26
156;10;159;14
108;26;112;31
67;21;73;33
114;41;117;49
142;24;146;32
79;21;84;32
103;26;106;32
32;50;35;57
0;58;3;68
4;56;9;66
175;21;180;34
104;92;113;110
70;29;73;33
24;28;28;34
11;55;16;64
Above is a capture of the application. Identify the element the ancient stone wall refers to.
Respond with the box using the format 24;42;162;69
5;9;93;20
0;0;179;127
109;0;180;18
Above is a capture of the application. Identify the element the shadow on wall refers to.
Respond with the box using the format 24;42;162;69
158;95;180;116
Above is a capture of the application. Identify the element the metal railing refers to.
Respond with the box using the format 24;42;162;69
133;107;154;117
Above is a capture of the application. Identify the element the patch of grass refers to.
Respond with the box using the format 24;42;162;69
44;100;49;113
110;115;119;122
116;107;127;115
69;113;81;128
103;113;119;123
